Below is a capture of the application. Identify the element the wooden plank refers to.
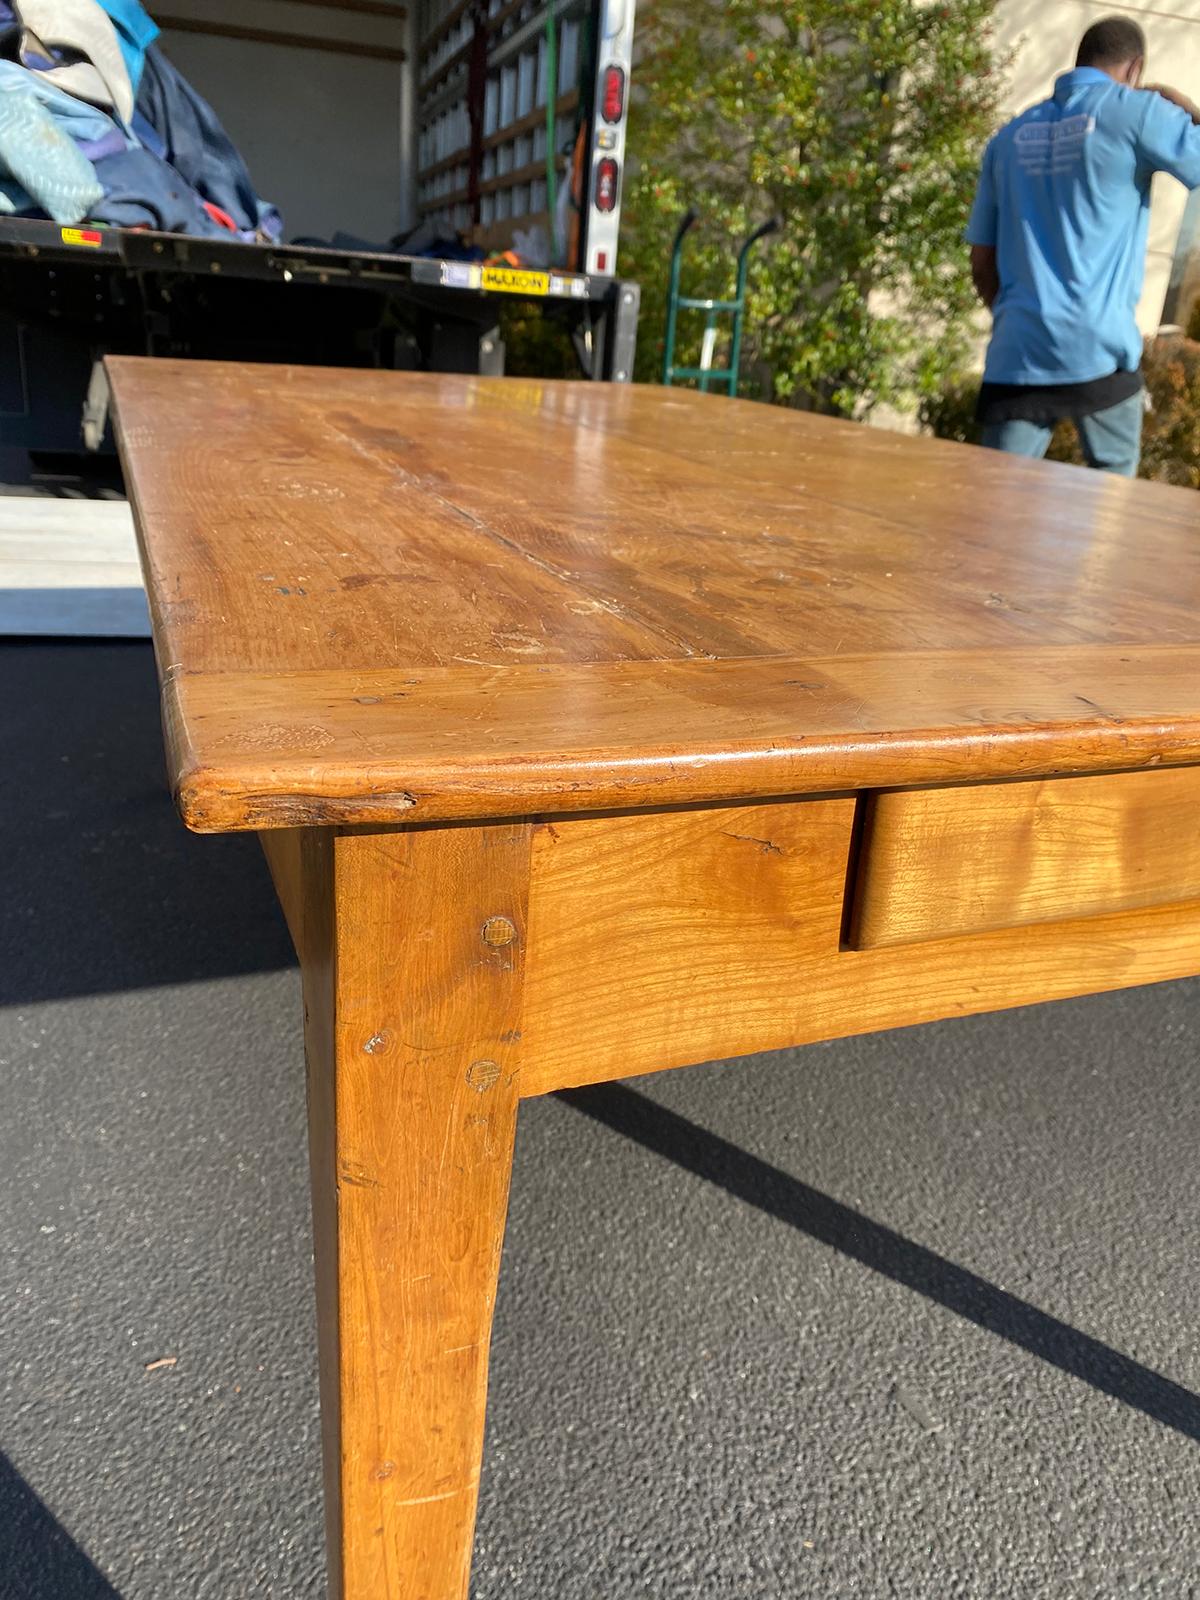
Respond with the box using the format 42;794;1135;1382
159;647;1200;831
426;158;552;212
485;0;526;34
105;360;1200;827
418;37;471;98
480;158;547;197
521;797;859;1090
418;147;470;184
0;501;140;587
155;14;407;60
850;767;1200;949
418;184;470;212
419;0;471;56
0;495;149;638
417;87;580;188
301;822;529;1599
108;363;1200;682
483;90;578;153
518;796;1200;1096
0;493;136;553
258;827;305;953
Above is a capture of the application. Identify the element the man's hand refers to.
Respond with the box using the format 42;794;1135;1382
1145;83;1200;126
970;244;999;312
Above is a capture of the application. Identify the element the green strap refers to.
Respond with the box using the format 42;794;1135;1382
545;9;558;234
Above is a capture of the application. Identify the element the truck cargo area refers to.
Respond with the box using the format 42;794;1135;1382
0;0;640;462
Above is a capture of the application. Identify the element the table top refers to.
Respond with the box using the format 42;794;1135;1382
107;357;1200;832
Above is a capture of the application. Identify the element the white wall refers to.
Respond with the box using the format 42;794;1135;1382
1167;186;1200;323
156;0;412;243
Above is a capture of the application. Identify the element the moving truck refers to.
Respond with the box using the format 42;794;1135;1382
0;0;640;458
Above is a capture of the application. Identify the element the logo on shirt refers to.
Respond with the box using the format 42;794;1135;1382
1015;114;1096;175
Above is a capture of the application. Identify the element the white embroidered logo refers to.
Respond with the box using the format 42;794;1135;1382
1015;114;1097;175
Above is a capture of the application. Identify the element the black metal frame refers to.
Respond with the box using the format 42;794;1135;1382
0;221;640;456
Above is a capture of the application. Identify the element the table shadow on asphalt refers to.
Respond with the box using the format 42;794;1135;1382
0;1452;121;1600
0;641;296;1006
561;1083;1200;1442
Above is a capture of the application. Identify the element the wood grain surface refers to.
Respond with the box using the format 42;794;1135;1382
161;646;1200;830
519;795;1200;1095
106;358;1200;1600
850;766;1200;949
301;824;529;1599
107;360;1200;829
259;827;304;951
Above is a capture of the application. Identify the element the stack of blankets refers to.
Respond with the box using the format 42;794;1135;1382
0;0;280;238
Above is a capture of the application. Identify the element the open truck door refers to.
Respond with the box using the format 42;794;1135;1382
578;0;637;277
416;0;636;276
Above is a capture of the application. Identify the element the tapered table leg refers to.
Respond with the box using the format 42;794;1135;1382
294;823;530;1599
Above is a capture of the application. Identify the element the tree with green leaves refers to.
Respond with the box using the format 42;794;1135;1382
620;0;1006;416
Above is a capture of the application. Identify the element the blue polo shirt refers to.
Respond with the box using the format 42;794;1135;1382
968;68;1200;385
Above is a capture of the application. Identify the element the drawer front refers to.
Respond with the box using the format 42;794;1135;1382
521;787;1200;1095
849;766;1200;950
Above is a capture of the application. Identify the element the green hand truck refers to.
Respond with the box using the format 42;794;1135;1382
661;208;780;394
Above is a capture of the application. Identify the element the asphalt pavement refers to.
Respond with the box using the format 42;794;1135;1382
1;640;1198;1599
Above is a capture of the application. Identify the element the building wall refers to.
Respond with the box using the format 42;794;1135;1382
992;0;1200;334
154;0;413;244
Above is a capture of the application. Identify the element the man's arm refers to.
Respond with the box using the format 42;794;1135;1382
1145;84;1200;127
970;244;1000;311
965;139;999;309
1135;87;1200;186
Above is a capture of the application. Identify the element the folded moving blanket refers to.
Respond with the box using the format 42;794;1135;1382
0;58;102;221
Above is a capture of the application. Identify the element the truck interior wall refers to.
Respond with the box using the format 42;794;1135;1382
157;1;412;244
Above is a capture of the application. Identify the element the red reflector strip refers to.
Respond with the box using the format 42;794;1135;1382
595;157;619;213
601;64;625;124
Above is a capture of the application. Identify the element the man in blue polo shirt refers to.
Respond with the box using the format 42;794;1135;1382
967;17;1200;475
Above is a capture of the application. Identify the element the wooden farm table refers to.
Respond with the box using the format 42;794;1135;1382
108;358;1200;1599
